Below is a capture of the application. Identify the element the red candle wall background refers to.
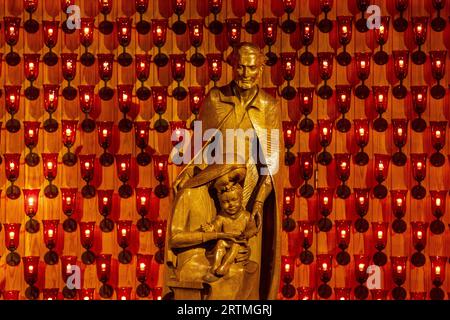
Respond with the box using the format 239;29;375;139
0;0;450;301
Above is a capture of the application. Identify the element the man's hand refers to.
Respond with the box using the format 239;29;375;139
251;201;263;233
235;246;251;265
201;223;215;232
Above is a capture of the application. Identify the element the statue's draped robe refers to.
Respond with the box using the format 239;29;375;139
197;83;282;300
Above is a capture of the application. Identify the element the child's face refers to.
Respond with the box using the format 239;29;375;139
219;191;242;216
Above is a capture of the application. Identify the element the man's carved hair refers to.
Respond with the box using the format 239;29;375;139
229;42;266;67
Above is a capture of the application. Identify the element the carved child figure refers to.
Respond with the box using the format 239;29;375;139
202;183;258;283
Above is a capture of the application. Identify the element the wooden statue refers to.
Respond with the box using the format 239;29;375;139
164;42;282;300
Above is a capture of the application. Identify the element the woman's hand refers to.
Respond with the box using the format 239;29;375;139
235;246;251;265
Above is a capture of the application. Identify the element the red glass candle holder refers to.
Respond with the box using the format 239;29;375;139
206;53;223;85
61;53;78;100
61;255;77;299
430;121;447;167
135;0;151;34
373;16;390;65
61;188;78;232
318;0;333;33
317;254;333;299
354;188;370;232
117;220;133;264
410;153;427;199
297;87;315;132
411;17;428;65
262;18;278;66
4;223;21;266
392;119;408;166
354;254;371;299
391;256;407;300
23;256;40;299
117;84;134;132
170;54;188;101
390;190;408;233
411;86;428;132
283;121;297;166
392;50;409;99
317;52;334;100
5;153;21;199
317;188;334;232
153;220;166;264
281;255;296;298
187;19;205;67
297;287;314;300
42;288;59;300
336;16;353;66
78;85;96;133
335;85;352;132
98;190;114;232
61;0;76;34
97;121;114;167
42;153;59;198
298;152;315;198
335;287;351;300
280;52;297;100
152;19;169;67
208;0;223;35
280;0;296;34
116;17;133;66
152;287;163;300
116;154;133;198
298;220;314;264
354;52;372;99
42;20;59;66
372;86;389;132
282;188;296;232
317;119;333;165
394;0;409;32
97;53;115;101
136;254;153;297
170;121;187;160
135;54;152;101
355;0;371;32
335;220;352;265
134;121;152;166
79;221;96;265
298;18;315;66
97;253;114;298
80;154;96;199
372;222;388;266
23;189;40;233
24;121;41;167
152;86;169;133
430;256;447;300
61;120;78;166
188;87;205;125
24;0;39;33
172;0;187;35
23;54;40;100
43;84;60;132
43;220;59;265
115;287;132;300
429;50;447;99
79;18;95;66
136;188;152;231
371;289;389;301
5;85;22;133
373;154;390;199
431;0;447;31
98;0;114;35
153;155;169;198
4;17;21;66
430;190;447;235
79;288;95;300
225;18;242;47
335;153;351;199
411;221;428;267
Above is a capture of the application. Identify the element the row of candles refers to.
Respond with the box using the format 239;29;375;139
282;254;448;300
1;251;163;299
